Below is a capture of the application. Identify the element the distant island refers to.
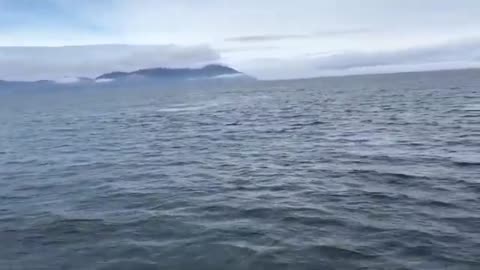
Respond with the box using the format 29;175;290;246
0;64;254;85
97;64;248;81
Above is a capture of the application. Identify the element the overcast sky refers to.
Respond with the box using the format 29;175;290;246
1;0;480;80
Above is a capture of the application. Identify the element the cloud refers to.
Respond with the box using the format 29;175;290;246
237;38;480;79
313;28;372;37
219;46;279;53
313;38;480;70
0;44;220;81
2;38;480;81
225;28;371;43
225;34;308;42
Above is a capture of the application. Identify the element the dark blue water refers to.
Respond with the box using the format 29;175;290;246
1;70;479;269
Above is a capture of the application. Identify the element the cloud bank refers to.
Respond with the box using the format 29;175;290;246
2;39;480;81
0;44;220;81
238;39;480;79
315;39;480;70
225;28;371;43
225;34;307;43
1;38;480;81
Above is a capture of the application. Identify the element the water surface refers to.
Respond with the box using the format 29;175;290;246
1;70;479;269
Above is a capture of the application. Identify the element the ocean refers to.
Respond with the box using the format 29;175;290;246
0;69;479;269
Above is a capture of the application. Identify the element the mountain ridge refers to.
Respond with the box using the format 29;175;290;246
96;64;245;81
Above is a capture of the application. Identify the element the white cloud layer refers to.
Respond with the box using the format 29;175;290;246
239;39;480;79
1;39;480;81
0;44;220;81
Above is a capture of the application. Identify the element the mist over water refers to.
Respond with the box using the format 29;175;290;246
1;70;479;269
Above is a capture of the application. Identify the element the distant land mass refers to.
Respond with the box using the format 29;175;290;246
0;64;254;85
96;64;251;81
1;68;479;89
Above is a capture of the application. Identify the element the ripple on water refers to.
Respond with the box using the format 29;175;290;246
1;71;480;269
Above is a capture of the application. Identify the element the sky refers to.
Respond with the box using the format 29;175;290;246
1;0;480;80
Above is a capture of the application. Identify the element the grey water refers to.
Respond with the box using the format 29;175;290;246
0;69;479;270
